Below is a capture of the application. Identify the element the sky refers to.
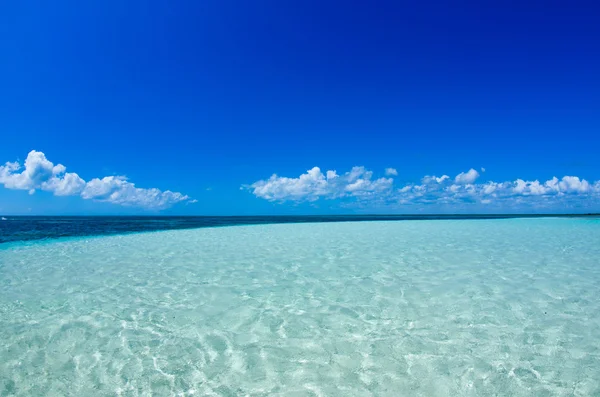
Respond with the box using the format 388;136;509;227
1;0;599;215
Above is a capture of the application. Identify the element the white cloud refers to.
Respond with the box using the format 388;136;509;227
248;166;394;202
249;167;330;202
422;175;450;184
454;168;480;184
81;176;189;208
0;151;62;191
385;168;398;176
1;150;191;209
42;173;86;196
557;176;591;193
511;176;592;196
247;166;600;211
398;173;600;209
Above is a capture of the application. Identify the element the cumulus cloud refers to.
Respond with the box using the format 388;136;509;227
396;173;599;208
0;151;66;193
509;176;592;197
81;176;189;208
1;150;191;209
422;175;450;184
385;168;398;176
247;166;600;211
42;172;86;196
454;168;480;184
248;166;394;202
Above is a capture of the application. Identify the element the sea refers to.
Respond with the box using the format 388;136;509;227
1;216;599;396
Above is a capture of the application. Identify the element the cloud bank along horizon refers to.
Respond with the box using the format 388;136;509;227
247;166;600;211
0;150;193;209
1;150;599;211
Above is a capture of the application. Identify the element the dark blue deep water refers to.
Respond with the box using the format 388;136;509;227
0;215;597;244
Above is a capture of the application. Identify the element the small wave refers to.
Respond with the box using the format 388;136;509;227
1;217;7;221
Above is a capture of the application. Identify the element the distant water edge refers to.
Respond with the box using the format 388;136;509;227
0;214;598;244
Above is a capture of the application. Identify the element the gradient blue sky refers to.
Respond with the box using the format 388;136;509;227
1;0;599;215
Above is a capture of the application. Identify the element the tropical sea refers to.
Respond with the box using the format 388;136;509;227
1;216;599;396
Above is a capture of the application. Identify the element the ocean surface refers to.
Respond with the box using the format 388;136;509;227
1;217;599;396
0;215;563;245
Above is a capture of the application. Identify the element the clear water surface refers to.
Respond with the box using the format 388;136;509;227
1;217;599;396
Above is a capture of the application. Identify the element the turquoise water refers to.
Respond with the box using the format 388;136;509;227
1;219;599;396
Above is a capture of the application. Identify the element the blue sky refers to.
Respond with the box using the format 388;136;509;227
1;0;599;215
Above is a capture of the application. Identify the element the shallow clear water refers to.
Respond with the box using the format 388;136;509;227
1;219;599;396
